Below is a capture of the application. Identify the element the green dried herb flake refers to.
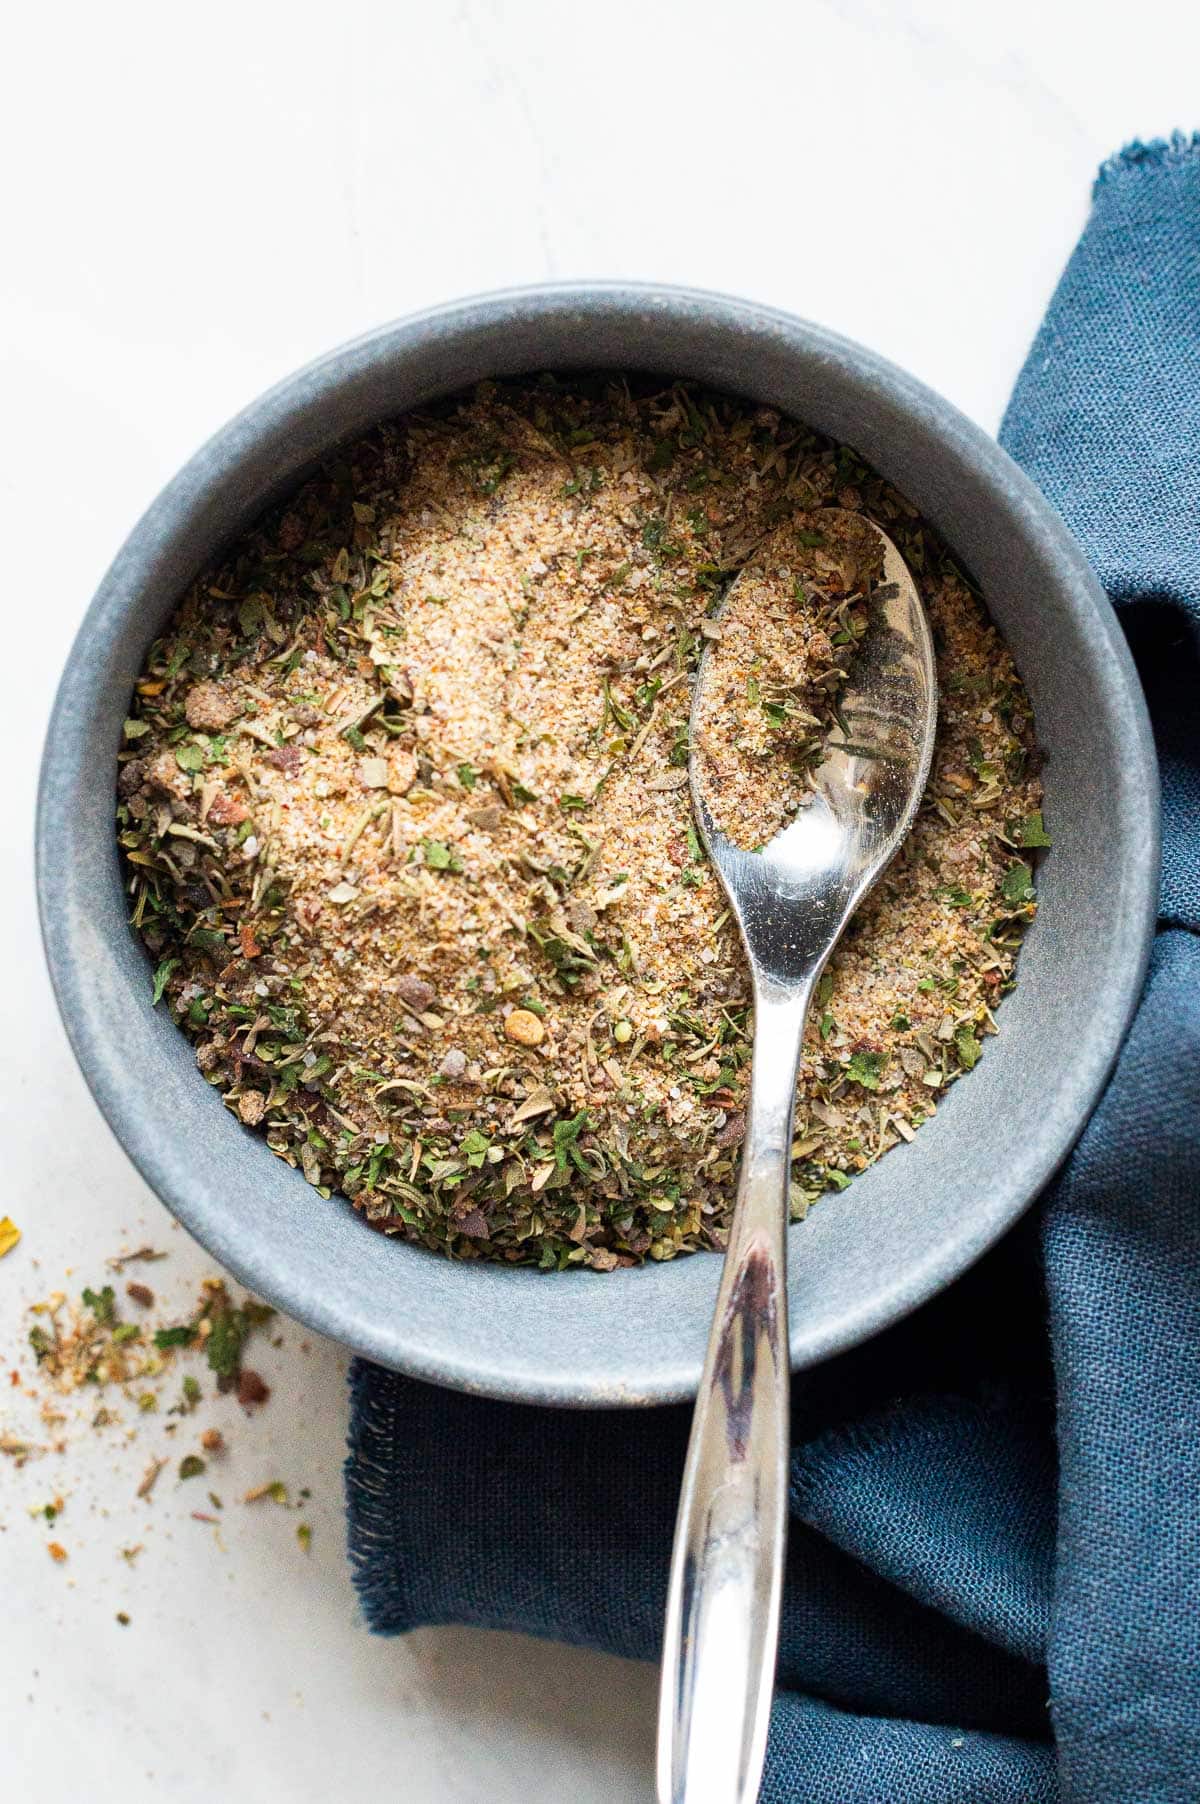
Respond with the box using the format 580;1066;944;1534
460;1129;490;1168
205;1295;274;1380
845;1050;885;1091
552;1110;591;1173
1001;860;1036;906
147;926;174;987
154;1325;198;1350
82;1285;117;1326
205;1309;244;1379
421;839;463;873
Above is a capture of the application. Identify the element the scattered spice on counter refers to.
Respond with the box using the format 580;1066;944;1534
0;1217;21;1258
3;1253;319;1589
24;1273;273;1398
117;378;1046;1270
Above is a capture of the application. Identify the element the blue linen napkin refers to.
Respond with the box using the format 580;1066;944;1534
346;135;1200;1803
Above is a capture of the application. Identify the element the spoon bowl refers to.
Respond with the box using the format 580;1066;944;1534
658;513;936;1804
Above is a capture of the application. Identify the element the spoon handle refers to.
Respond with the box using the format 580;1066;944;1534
657;982;813;1804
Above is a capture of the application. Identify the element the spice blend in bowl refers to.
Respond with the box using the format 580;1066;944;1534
116;378;1045;1273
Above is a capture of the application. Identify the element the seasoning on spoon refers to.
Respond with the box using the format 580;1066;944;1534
691;508;883;849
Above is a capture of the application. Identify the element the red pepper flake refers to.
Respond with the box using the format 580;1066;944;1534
266;744;303;777
239;922;262;959
716;1111;746;1149
47;1542;68;1563
206;792;249;828
237;1369;270;1409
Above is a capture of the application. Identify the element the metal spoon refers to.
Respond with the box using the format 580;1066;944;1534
657;511;937;1804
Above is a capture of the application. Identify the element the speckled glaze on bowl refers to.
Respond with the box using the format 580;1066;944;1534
37;285;1159;1406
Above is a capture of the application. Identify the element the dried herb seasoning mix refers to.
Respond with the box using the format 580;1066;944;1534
115;378;1045;1272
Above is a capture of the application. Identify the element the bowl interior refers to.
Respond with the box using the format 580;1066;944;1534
37;287;1158;1405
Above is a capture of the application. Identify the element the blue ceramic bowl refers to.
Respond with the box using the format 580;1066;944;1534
37;286;1159;1405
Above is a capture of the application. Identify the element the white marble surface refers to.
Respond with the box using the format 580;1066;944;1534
1;2;1195;1797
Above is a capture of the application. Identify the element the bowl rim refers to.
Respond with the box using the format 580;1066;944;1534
37;281;1160;1404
